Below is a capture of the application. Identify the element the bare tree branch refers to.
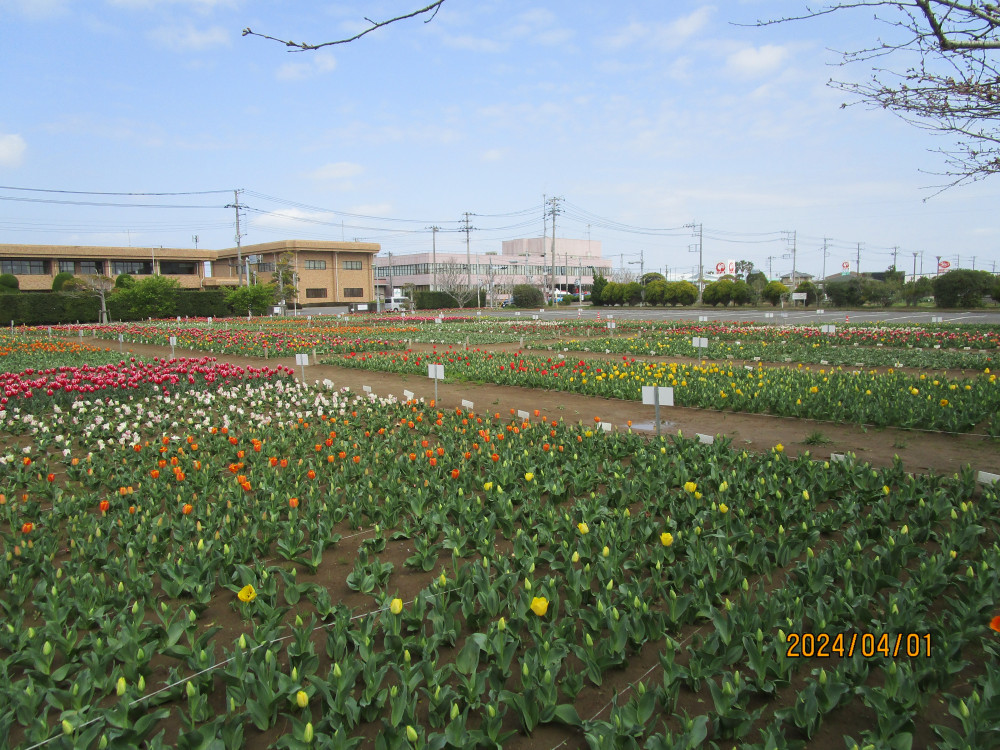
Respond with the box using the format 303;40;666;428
751;1;1000;188
242;1;446;51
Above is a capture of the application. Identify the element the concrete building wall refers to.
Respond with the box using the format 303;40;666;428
0;239;380;304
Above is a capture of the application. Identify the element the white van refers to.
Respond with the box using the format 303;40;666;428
384;295;410;312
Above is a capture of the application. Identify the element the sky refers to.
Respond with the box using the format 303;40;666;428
1;0;998;282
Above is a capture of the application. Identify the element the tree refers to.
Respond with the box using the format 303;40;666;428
273;252;297;306
112;276;181;320
932;268;996;307
115;274;135;289
244;2;446;50
52;272;74;292
731;280;753;306
66;275;115;323
436;263;479;308
734;260;755;280
641;272;665;286
226;283;275;316
993;276;1000;303
902;276;934;305
644;279;666;306
861;278;896;306
671;281;699;306
703;279;734;307
825;277;864;307
623;281;643;306
511;284;543;308
758;2;1000;188
762;281;788;306
601;282;623;306
590;274;608;306
746;271;768;300
795;280;819;307
0;273;20;293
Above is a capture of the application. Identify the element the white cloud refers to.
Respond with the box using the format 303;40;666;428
725;44;790;78
442;34;507;53
0;133;27;167
481;148;504;162
606;7;714;50
276;52;337;81
0;0;70;19
308;161;364;181
150;22;229;51
107;0;240;10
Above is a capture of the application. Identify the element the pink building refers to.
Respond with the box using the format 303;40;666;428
374;238;611;303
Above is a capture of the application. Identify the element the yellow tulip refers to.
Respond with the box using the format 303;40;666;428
660;532;673;547
390;598;403;615
529;596;549;616
577;522;589;535
237;584;257;603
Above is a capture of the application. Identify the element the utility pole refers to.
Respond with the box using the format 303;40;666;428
821;238;828;295
547;196;562;301
856;242;862;277
767;255;775;280
912;252;918;281
225;189;245;286
387;251;393;297
972;256;976;270
462;212;474;304
426;226;440;292
685;222;703;302
936;254;942;275
786;230;797;289
892;246;899;271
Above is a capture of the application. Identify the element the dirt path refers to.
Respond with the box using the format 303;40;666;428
89;336;1000;476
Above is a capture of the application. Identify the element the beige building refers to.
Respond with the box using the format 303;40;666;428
0;239;380;305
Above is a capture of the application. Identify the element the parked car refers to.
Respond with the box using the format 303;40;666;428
384;296;410;312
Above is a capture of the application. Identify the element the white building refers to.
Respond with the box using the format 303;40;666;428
373;237;612;304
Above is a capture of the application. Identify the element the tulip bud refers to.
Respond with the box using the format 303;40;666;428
333;662;342;678
303;722;314;743
497;617;506;631
451;702;460;720
138;675;145;692
186;681;196;698
43;641;53;656
62;720;74;735
406;726;418;743
296;690;309;708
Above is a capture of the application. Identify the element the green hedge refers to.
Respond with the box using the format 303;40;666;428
0;292;101;326
0;289;228;325
175;289;229;318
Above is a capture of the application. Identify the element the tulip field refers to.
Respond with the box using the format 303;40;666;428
2;316;1000;750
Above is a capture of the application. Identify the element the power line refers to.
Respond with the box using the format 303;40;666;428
0;185;231;196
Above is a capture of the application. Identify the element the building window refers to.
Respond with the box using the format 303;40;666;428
110;261;153;275
79;261;103;275
343;260;363;270
305;260;327;270
343;287;364;298
305;288;328;298
159;261;198;275
1;259;49;275
58;260;75;274
255;262;275;272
